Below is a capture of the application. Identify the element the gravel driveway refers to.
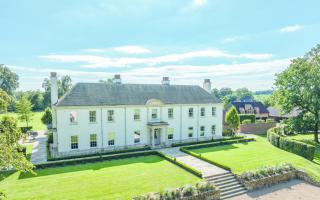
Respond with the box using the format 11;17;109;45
229;179;320;200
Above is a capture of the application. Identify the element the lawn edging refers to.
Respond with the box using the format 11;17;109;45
267;128;315;160
171;136;244;147
180;138;255;171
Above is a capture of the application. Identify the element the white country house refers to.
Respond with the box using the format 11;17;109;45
50;73;223;157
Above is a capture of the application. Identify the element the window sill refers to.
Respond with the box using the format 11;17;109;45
69;123;78;125
89;122;97;124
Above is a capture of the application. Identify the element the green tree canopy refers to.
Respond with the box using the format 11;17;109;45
0;89;11;113
0;64;19;95
0;116;33;172
225;106;240;135
16;96;33;128
235;87;253;101
274;44;320;143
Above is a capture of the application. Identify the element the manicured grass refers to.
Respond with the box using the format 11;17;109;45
0;155;200;200
190;135;320;181
287;134;320;165
23;144;33;161
0;111;46;131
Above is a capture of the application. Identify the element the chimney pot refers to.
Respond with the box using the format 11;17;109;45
113;74;121;84
162;77;170;85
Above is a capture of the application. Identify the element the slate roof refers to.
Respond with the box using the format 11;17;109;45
56;83;220;107
267;106;300;118
230;101;269;114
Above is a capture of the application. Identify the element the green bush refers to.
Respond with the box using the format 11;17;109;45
41;108;52;125
242;119;252;124
239;114;256;123
267;128;315;160
20;126;32;133
47;132;53;144
222;129;233;136
171;136;244;147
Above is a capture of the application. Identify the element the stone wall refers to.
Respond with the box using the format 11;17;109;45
239;122;276;134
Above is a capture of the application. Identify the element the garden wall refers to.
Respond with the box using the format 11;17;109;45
239;122;276;134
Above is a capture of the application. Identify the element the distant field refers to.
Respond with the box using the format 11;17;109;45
0;112;46;131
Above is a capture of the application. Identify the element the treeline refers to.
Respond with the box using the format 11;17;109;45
0;64;72;113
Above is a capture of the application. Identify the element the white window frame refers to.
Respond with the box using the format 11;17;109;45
168;108;174;119
212;107;216;116
188;127;193;138
200;107;205;117
134;109;140;121
134;131;141;143
151;109;158;119
108;132;115;146
200;126;205;136
69;111;78;124
107;110;114;122
71;135;78;149
89;110;96;123
90;134;97;147
211;125;216;135
188;108;194;118
167;128;174;140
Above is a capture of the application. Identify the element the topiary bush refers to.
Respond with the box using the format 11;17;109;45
266;118;275;123
239;114;256;123
256;119;265;123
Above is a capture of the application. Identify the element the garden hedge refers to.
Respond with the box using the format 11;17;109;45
48;146;151;161
180;138;255;170
171;136;244;147
239;114;256;124
267;128;315;160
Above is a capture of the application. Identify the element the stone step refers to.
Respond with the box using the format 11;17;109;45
213;177;239;185
220;189;247;200
205;172;232;179
210;175;237;182
220;183;245;191
205;174;233;181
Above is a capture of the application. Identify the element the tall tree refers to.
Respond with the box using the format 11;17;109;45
0;64;19;95
235;87;253;101
0;116;33;172
16;96;33;128
42;75;72;108
274;44;320;143
0;89;11;113
219;87;233;98
225;106;240;136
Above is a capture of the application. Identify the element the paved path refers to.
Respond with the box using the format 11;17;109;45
228;179;320;200
30;131;48;164
158;147;227;177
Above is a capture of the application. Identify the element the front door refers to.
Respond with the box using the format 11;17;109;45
154;128;161;145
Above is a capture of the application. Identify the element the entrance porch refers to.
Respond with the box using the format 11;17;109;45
147;121;169;148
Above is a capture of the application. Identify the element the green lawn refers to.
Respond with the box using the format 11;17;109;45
0;111;46;131
287;134;320;165
0;155;200;200
191;135;320;181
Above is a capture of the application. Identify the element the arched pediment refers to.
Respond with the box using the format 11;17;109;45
145;99;164;106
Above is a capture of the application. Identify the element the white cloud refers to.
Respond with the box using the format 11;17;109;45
193;0;207;6
11;58;290;91
280;25;302;33
223;37;237;43
114;45;151;54
41;49;274;68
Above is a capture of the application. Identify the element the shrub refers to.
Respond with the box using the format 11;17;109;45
172;136;244;147
181;185;196;197
239;114;256;123
41;108;52;125
20;126;32;133
222;129;233;136
267;128;315;160
0;191;7;200
242;119;252;124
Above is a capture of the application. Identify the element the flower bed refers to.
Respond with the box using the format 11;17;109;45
237;164;297;191
133;182;220;200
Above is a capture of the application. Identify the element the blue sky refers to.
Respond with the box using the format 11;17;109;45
1;0;319;91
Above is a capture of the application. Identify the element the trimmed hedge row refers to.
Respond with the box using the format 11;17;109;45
180;138;255;171
36;150;203;178
239;114;256;124
267;128;315;160
157;151;202;178
171;136;244;147
36;150;155;169
48;146;151;161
